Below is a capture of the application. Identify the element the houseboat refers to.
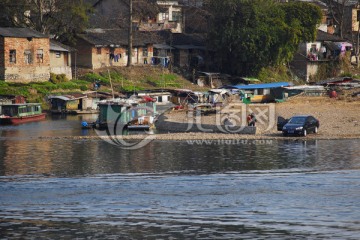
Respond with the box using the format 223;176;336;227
93;96;157;130
0;103;46;124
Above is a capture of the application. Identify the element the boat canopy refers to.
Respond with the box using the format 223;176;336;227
230;82;292;90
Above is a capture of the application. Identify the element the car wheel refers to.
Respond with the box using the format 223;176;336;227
314;127;318;134
282;132;287;136
303;129;307;137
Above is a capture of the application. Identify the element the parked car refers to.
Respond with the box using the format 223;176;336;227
278;115;320;136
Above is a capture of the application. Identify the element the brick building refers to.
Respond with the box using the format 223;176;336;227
73;29;155;69
0;27;50;83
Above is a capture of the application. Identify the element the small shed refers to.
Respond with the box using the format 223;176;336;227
208;89;231;104
138;90;172;105
48;94;86;114
170;89;199;105
0;95;26;104
230;82;292;103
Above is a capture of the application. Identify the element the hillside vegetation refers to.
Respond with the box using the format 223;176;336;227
0;66;208;109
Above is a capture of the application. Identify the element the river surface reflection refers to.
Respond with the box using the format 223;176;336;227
0;116;360;239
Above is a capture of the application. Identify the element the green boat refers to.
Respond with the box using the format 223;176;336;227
0;103;46;125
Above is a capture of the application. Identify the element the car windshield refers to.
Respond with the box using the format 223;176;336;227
288;117;306;124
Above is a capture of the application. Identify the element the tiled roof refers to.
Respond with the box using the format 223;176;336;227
79;29;162;46
50;40;74;52
156;30;206;46
0;27;48;38
78;29;205;47
316;30;345;42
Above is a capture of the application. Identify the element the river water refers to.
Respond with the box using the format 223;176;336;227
0;115;360;239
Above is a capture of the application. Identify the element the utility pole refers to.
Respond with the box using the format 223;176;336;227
127;0;133;67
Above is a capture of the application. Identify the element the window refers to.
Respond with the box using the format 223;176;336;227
24;50;32;64
9;50;16;63
97;47;101;55
56;52;61;58
310;44;317;53
357;10;360;22
161;12;169;21
36;49;43;63
143;48;148;57
172;11;181;22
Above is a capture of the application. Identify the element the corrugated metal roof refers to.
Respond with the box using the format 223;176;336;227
231;82;291;90
48;94;86;101
0;27;48;38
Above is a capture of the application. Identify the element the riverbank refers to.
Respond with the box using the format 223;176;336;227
27;96;358;141
3;96;358;142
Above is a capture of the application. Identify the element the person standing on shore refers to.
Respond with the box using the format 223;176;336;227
247;113;257;126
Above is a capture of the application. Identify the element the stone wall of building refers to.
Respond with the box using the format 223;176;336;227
1;37;50;82
50;51;72;79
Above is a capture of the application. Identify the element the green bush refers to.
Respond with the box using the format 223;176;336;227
29;82;57;94
80;85;88;91
257;66;291;83
120;85;144;92
81;73;109;85
0;81;8;87
57;81;80;90
72;79;91;85
50;73;69;84
100;71;124;83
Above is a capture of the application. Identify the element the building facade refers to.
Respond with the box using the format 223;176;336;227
0;28;50;83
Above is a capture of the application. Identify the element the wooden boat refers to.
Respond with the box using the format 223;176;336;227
0;103;46;125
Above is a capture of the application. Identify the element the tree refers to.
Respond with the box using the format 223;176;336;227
322;0;350;38
205;0;322;76
0;0;93;43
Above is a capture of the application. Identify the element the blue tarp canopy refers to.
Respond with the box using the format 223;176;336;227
230;82;291;90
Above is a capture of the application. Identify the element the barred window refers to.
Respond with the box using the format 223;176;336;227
24;50;32;64
9;50;16;63
37;49;43;63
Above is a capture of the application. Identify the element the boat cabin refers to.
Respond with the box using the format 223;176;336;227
0;103;45;124
1;103;42;117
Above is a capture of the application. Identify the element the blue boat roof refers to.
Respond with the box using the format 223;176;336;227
230;82;291;90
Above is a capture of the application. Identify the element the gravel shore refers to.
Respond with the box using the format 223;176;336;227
151;96;360;140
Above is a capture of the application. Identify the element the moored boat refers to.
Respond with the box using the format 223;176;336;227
0;103;46;125
89;96;157;130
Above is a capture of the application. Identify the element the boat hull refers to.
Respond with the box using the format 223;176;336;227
127;124;151;130
0;113;46;125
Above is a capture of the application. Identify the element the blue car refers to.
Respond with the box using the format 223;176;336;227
280;115;320;136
